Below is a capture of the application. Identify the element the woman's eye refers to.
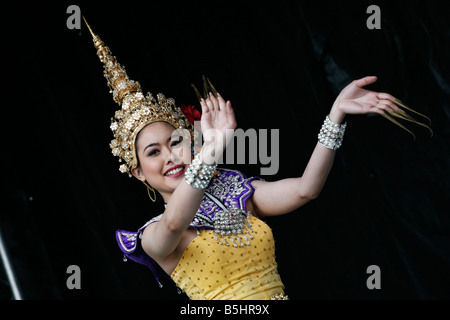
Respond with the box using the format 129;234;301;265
148;149;159;156
171;139;182;147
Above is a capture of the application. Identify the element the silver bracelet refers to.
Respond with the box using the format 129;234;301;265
185;154;217;189
318;115;347;150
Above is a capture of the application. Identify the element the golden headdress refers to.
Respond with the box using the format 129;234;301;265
84;18;192;176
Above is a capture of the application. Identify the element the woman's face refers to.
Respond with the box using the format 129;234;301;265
131;122;192;202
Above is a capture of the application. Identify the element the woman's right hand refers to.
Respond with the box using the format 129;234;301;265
199;92;237;164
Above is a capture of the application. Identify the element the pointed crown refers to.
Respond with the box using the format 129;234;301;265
84;18;192;176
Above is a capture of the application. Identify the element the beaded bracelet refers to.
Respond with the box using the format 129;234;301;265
185;153;218;189
318;115;347;150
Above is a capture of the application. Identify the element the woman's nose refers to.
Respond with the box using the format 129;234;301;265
165;147;181;165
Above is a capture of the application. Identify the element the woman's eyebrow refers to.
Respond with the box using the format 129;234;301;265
143;142;159;152
143;136;172;152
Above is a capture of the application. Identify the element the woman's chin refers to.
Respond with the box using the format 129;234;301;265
163;172;185;188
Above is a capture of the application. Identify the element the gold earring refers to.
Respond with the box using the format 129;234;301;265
142;181;156;202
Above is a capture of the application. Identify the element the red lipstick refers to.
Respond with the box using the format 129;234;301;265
164;164;185;178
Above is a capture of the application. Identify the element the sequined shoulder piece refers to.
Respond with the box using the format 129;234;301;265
115;214;170;287
116;230;139;254
201;168;262;215
115;213;163;254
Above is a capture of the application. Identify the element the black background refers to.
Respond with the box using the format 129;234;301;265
3;0;450;300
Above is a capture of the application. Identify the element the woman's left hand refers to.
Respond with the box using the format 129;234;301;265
329;76;402;124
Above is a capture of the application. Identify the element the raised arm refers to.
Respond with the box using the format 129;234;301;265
141;93;236;261
251;76;401;217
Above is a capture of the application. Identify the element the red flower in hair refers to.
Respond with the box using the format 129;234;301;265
180;105;201;125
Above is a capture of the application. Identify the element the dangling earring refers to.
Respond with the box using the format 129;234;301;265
142;181;156;202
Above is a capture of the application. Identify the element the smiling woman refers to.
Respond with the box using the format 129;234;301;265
131;122;192;203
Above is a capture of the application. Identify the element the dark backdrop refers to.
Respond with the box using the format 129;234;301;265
3;1;450;300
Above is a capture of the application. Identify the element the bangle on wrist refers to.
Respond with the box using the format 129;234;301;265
318;115;347;150
185;153;218;189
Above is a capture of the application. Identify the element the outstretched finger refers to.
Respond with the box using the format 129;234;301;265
226;100;236;126
199;98;209;114
205;95;215;112
209;92;220;110
354;76;378;88
217;93;227;112
377;92;396;102
377;100;397;114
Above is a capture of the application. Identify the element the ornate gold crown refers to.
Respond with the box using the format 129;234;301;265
84;18;192;176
